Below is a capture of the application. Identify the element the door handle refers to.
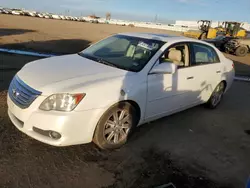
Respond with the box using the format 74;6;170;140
216;71;221;73
187;76;194;80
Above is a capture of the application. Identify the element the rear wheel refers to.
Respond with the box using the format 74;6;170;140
235;46;248;56
206;82;225;109
93;102;137;150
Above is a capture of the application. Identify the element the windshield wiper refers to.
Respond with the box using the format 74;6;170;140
78;53;97;61
78;53;130;70
79;53;119;68
97;58;119;68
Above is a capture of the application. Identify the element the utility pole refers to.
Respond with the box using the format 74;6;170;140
154;14;158;23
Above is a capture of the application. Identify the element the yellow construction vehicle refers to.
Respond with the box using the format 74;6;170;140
183;20;247;40
183;20;218;39
222;21;247;38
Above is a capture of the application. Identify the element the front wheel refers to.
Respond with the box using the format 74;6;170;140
206;82;225;109
93;102;137;150
235;46;248;57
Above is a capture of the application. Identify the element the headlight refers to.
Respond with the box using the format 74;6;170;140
39;93;85;111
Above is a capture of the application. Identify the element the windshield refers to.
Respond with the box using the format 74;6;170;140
78;35;165;72
214;36;225;40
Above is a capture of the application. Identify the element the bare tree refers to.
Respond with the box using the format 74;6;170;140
106;12;111;20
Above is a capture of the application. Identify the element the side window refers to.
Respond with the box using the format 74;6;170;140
160;43;190;68
191;43;220;66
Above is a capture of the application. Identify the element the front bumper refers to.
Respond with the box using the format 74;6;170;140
7;95;105;146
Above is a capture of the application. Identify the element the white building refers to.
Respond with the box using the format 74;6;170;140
242;23;250;31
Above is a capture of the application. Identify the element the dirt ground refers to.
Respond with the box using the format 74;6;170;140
0;14;180;54
1;14;250;188
1;14;250;76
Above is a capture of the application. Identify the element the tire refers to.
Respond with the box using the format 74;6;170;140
235;46;248;57
93;102;137;150
206;82;225;109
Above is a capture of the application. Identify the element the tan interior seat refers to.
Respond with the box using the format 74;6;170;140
184;45;189;66
167;49;183;66
126;45;136;57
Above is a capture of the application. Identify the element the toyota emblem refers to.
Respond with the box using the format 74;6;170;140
12;88;20;98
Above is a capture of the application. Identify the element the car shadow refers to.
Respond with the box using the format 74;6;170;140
0;38;91;92
0;38;91;54
224;54;250;77
233;60;250;77
0;28;35;37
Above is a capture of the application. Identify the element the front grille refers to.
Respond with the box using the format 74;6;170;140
8;76;42;109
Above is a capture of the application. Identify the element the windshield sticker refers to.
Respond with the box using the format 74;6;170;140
138;42;155;50
132;62;139;66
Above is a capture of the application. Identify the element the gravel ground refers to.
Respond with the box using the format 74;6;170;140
0;53;250;188
1;14;250;188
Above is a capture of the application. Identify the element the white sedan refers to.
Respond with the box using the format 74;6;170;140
7;33;234;149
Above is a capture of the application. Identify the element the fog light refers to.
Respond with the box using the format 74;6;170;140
49;131;61;140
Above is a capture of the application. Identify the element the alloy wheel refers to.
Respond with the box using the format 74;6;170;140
211;83;224;107
103;109;131;144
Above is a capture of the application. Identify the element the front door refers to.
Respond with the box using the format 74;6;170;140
145;43;200;121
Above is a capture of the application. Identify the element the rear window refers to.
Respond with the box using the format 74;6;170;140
191;43;220;66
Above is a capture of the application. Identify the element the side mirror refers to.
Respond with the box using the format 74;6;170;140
150;62;177;74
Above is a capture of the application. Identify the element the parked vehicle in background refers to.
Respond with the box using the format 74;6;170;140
7;33;235;149
225;38;250;56
51;14;61;19
91;19;99;24
59;15;66;20
36;12;45;18
27;11;36;17
11;9;24;15
22;11;31;16
2;8;12;14
79;18;86;22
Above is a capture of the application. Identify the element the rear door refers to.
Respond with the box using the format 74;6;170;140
189;42;222;102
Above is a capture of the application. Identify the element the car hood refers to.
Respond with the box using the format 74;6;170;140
17;54;129;92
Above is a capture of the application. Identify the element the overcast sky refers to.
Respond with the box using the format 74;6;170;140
1;0;250;23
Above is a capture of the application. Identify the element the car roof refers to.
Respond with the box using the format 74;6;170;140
118;32;190;42
118;32;219;48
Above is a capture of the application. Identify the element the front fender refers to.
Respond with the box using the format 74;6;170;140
74;74;148;119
